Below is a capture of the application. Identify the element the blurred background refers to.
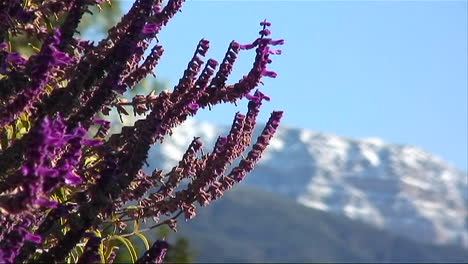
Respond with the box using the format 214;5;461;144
83;0;467;262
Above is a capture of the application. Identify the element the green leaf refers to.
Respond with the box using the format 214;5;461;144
27;43;41;53
134;233;150;251
84;155;99;167
65;252;73;264
92;229;102;238
133;220;140;232
76;245;85;256
98;239;106;263
18;127;28;135
105;246;119;263
109;235;138;263
20;117;30;131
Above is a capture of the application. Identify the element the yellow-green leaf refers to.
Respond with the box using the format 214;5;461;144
105;246;119;263
133;220;140;232
134;233;150;251
108;235;138;263
98;239;106;263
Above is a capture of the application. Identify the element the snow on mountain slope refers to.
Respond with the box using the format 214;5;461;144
143;118;468;248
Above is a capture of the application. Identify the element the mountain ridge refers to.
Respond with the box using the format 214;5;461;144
172;185;468;263
141;118;467;248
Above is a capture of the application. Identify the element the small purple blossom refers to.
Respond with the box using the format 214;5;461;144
259;28;271;36
6;52;27;64
0;42;8;50
142;23;160;34
260;20;272;26
63;171;83;185
262;70;277;78
245;90;271;103
25;233;43;244
269;49;282;55
52;50;74;66
92;117;111;126
188;103;199;110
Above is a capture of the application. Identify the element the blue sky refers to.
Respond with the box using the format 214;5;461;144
118;0;467;170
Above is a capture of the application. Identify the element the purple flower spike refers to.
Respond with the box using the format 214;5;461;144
0;9;285;263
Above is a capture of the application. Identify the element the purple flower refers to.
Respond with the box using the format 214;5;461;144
260;20;272;26
64;171;83;185
0;221;32;263
230;110;283;182
36;198;58;209
52;50;74;66
239;43;257;50
0;43;8;50
269;49;282;55
92;117;110;126
261;70;277;78
77;40;94;51
51;29;62;46
259;28;271;36
6;52;27;64
188;103;199;110
245;90;271;102
0;5;285;262
25;233;43;244
142;23;160;34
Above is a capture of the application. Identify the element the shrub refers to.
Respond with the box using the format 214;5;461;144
0;0;283;263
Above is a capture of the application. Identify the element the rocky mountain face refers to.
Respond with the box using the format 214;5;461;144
172;186;468;263
144;118;468;248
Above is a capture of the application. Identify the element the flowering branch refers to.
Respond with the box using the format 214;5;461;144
0;1;284;263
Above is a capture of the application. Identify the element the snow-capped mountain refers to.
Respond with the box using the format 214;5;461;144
142;118;467;248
